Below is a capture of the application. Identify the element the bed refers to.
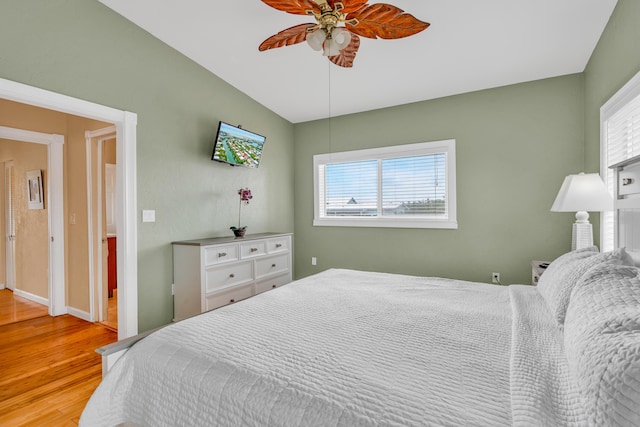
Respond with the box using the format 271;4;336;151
80;246;640;427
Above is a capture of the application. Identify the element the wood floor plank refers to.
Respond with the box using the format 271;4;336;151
0;302;117;426
0;289;48;325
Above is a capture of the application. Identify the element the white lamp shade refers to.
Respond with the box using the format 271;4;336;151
306;29;326;51
322;28;351;56
332;28;351;50
322;38;341;56
551;173;613;212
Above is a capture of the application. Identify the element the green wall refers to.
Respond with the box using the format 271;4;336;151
294;75;585;284
584;0;640;172
2;0;636;329
293;0;640;285
0;0;295;331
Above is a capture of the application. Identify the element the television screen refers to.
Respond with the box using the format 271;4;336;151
211;122;266;168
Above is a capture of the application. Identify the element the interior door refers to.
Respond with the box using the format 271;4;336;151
4;161;15;291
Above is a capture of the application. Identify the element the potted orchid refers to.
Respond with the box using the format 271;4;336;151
230;187;252;238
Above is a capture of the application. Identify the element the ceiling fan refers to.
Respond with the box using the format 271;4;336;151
259;0;430;68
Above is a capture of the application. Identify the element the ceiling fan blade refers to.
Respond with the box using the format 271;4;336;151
339;0;368;14
346;3;429;39
328;33;360;68
261;0;320;15
259;23;317;51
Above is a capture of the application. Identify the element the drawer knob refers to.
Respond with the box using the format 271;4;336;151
250;247;258;252
218;252;227;258
275;244;282;248
272;284;277;289
271;263;276;268
229;299;235;303
229;273;235;278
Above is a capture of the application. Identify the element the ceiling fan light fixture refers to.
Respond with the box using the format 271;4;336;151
332;27;351;50
322;37;341;56
260;0;430;68
306;28;326;51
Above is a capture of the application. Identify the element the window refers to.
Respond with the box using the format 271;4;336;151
313;139;457;229
600;70;640;251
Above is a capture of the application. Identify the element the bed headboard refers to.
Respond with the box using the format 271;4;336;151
610;154;640;260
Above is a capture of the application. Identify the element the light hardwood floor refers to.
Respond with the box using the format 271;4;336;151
0;289;117;426
99;289;118;331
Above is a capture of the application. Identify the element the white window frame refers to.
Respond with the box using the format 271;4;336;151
313;139;457;229
600;69;640;252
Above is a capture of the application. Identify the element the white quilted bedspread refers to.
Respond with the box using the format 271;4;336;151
80;269;578;426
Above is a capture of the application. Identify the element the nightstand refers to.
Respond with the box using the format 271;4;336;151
531;260;549;286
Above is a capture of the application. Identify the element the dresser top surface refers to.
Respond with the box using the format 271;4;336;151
172;232;292;247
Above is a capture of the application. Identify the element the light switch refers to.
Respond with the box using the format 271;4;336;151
142;210;156;223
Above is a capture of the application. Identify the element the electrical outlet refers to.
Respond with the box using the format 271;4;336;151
492;272;501;284
311;257;317;266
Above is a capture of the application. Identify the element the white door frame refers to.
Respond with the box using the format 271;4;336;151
86;126;116;323
0;126;65;316
4;160;16;292
0;77;139;339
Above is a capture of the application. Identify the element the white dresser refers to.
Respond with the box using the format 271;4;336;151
172;232;292;321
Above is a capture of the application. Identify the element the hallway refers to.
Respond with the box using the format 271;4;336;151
0;289;117;425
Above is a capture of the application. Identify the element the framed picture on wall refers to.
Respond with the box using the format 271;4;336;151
26;170;44;210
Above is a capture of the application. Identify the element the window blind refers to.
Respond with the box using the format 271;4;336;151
313;139;457;229
320;154;447;218
323;160;378;217
382;154;447;216
602;86;640;252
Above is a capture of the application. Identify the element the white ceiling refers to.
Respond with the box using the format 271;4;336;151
99;0;618;124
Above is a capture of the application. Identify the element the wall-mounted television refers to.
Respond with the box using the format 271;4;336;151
211;121;266;168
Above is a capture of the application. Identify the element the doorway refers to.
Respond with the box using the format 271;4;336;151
0;77;139;340
86;127;118;330
0;127;65;315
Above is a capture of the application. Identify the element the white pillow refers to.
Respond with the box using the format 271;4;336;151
537;246;605;325
564;263;640;426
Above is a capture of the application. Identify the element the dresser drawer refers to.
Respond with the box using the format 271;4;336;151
240;240;267;259
204;244;239;266
266;236;290;254
255;274;290;294
205;284;253;311
204;261;253;292
255;253;290;279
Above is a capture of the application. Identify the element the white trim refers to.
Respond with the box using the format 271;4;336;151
119;112;139;339
0;77;138;340
0;126;60;144
85;134;95;322
4;161;15;292
313;139;458;229
85;126;116;323
0;126;66;316
48;135;66;316
600;69;640;251
313;217;459;229
13;288;48;307
67;306;92;322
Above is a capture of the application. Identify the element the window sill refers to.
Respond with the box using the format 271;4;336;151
313;218;458;229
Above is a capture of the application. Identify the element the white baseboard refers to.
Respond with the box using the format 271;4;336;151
67;306;92;322
13;289;48;307
0;283;5;290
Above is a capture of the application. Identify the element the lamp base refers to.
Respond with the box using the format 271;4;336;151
572;221;593;251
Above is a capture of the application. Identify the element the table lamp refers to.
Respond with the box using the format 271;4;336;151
551;173;613;250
